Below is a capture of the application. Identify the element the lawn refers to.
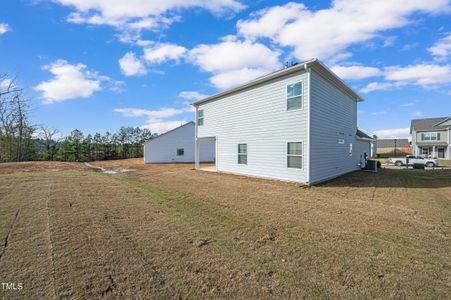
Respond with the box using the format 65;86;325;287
0;159;450;299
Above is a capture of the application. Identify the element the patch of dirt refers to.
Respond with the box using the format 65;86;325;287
0;160;450;299
0;161;90;173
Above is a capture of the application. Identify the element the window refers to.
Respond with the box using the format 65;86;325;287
176;148;184;156
197;110;204;126
421;132;440;141
287;142;302;168
349;143;353;156
420;147;431;156
287;82;302;110
238;144;247;164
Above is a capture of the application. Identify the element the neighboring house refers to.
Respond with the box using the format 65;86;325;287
375;139;411;158
144;122;215;163
411;117;451;159
192;58;374;184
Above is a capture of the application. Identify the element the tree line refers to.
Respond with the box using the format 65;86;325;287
0;74;156;163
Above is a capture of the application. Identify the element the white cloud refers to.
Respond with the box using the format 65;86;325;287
331;65;382;80
141;120;188;133
428;34;451;60
0;23;10;35
114;106;192;134
385;64;451;86
209;68;271;89
178;91;208;101
412;111;424;117
0;79;12;90
400;43;419;51
237;2;305;41
143;43;187;64
360;81;404;93
361;63;451;93
110;80;126;93
114;107;184;119
55;0;244;36
189;39;279;72
401;102;415;107
189;39;280;89
35;60;103;103
118;52;147;76
237;0;450;61
374;127;410;139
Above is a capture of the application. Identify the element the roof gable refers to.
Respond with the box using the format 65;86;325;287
433;117;451;127
144;122;194;144
192;58;363;106
411;117;450;132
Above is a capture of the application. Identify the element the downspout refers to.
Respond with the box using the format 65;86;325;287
304;63;311;184
194;105;200;169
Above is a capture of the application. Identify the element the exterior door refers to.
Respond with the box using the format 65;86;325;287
420;147;432;157
437;147;445;158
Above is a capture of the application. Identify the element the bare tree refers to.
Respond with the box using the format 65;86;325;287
39;125;63;160
0;74;33;162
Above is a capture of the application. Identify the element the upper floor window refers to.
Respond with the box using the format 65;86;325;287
421;132;440;141
197;110;204;126
287;82;302;111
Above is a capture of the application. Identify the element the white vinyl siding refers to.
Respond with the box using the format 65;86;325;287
309;71;365;184
144;123;215;163
197;71;309;182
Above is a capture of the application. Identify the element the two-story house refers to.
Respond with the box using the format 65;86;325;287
411;117;451;159
192;59;374;184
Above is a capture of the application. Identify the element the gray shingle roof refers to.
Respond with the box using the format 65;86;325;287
377;139;410;148
410;117;450;132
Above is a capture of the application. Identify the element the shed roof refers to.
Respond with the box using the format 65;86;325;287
410;117;450;132
192;58;363;106
356;128;375;140
144;121;194;145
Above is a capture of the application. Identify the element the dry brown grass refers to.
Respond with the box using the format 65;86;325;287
0;159;450;299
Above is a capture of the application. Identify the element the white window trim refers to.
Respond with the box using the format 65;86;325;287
286;141;303;169
286;81;304;112
238;143;248;165
421;132;440;141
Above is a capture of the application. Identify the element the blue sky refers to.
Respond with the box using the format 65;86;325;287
1;0;450;137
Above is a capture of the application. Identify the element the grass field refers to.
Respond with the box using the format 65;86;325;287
0;159;450;299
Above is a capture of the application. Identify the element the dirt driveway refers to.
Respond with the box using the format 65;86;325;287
0;159;450;299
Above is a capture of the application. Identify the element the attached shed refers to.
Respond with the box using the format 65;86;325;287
144;122;215;163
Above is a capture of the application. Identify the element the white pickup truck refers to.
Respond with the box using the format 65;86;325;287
389;155;439;167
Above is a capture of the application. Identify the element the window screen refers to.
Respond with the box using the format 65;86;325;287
238;144;247;164
287;142;302;168
287;82;302;110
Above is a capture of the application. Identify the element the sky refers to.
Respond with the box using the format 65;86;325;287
0;0;450;138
